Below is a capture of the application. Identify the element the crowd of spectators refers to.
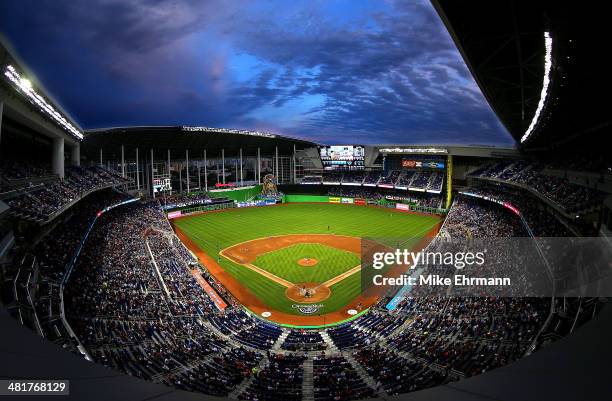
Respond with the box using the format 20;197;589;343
326;187;442;209
362;171;381;185
387;297;548;377
300;169;445;194
396;171;416;187
321;172;343;184
440;195;525;238
34;189;132;284
327;187;383;200
240;354;305;401
23;189;133;341
301;175;323;184
160;192;213;209
471;160;604;212
281;330;326;351
428;173;444;192
461;186;576;237
7;185;593;401
62;201;268;396
313;356;374;400
4;165;130;222
354;345;447;395
0;159;54;183
540;155;612;175
340;171;365;184
378;170;401;186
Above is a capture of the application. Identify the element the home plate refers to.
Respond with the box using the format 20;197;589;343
261;311;272;318
347;309;358;315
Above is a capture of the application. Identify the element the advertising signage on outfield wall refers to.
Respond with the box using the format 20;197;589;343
167;211;182;219
402;159;445;169
236;200;277;208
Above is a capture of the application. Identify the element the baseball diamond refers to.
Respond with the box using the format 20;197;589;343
172;202;441;326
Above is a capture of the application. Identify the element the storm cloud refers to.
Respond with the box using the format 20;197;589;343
0;0;514;146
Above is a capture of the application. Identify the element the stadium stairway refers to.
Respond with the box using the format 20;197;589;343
301;357;314;401
319;331;339;353
271;329;290;350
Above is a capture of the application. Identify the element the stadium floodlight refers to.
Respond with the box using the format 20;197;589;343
520;32;553;143
379;147;448;154
182;126;276;138
20;77;32;90
3;64;83;140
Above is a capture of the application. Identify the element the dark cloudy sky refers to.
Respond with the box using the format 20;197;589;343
0;0;514;146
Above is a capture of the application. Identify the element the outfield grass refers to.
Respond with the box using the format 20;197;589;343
174;203;440;315
254;243;360;283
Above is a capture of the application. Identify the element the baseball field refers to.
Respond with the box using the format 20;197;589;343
172;202;441;326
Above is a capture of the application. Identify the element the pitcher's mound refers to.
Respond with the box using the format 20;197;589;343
286;282;331;303
298;258;318;267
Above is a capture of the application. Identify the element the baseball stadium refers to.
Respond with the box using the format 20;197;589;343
1;1;612;401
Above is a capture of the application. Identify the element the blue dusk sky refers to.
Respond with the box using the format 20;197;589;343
0;0;514;146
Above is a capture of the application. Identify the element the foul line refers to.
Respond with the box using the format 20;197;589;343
321;264;361;287
243;263;294;287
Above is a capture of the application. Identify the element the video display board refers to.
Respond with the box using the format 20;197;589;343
320;145;365;170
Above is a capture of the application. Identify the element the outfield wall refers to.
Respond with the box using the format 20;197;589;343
208;185;262;202
283;194;375;204
283;193;445;215
283;194;330;203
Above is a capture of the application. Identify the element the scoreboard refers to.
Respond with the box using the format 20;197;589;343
319;145;365;170
153;178;171;193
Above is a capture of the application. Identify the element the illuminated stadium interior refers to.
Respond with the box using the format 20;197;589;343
1;1;611;401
